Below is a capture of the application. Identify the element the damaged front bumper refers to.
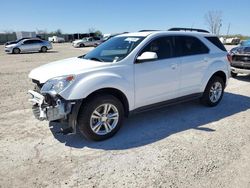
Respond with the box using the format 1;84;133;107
28;90;72;121
28;90;82;134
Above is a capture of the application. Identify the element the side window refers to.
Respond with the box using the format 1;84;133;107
176;36;209;56
139;36;174;60
205;37;227;51
24;40;39;44
33;40;42;44
32;40;38;43
23;40;31;44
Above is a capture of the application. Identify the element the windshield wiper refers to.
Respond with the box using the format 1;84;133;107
89;57;104;62
78;54;85;58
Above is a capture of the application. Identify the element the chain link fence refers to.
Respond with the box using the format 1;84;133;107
0;33;17;44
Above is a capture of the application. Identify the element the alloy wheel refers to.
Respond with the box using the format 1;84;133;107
90;103;119;135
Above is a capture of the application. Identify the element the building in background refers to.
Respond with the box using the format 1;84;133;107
16;31;36;39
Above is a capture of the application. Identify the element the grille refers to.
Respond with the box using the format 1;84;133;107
232;55;250;63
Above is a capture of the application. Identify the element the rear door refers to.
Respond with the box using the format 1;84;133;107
134;36;181;108
32;39;43;51
175;36;210;96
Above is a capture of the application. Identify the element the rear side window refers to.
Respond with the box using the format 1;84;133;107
175;36;209;56
23;40;42;44
205;37;227;51
32;39;43;43
139;36;174;60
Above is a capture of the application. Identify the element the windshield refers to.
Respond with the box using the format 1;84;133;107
241;40;250;47
81;36;145;62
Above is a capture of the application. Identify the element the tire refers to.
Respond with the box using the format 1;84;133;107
231;72;238;78
12;48;20;54
79;43;84;47
41;46;47;53
200;76;225;107
78;95;124;141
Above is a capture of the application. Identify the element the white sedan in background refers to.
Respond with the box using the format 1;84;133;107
72;37;100;48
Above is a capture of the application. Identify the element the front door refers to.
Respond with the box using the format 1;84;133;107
134;36;180;108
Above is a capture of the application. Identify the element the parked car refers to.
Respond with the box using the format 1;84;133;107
28;28;230;141
229;39;250;77
225;37;241;45
72;37;101;47
5;38;52;54
48;36;65;43
95;33;123;46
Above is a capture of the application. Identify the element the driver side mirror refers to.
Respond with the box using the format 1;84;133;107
136;52;158;63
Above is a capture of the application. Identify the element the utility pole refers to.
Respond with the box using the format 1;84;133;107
218;19;222;36
226;23;231;38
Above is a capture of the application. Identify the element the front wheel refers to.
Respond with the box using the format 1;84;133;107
200;76;225;107
41;46;47;52
78;95;124;141
12;48;20;54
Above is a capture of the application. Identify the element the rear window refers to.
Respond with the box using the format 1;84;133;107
175;36;209;56
205;37;227;52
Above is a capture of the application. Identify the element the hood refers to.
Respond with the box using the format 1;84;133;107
29;57;109;83
5;43;18;48
231;46;250;55
5;41;17;46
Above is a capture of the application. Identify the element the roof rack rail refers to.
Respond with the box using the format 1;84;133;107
168;27;209;33
138;30;161;32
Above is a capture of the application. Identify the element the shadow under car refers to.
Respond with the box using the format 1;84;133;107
49;92;250;150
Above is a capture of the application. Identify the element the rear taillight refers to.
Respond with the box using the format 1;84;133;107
227;54;232;64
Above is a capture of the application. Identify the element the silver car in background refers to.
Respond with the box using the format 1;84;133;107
5;38;52;54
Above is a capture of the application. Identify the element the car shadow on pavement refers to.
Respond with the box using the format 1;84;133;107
11;51;58;55
49;92;250;150
235;75;250;82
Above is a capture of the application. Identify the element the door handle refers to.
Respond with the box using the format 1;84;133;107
171;63;177;70
204;57;208;62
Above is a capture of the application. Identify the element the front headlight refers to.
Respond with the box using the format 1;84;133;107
41;75;75;95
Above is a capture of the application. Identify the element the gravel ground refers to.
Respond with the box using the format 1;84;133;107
0;44;250;188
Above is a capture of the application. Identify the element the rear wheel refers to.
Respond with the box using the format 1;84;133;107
12;48;20;54
200;76;225;107
231;71;238;78
78;95;124;141
41;46;47;52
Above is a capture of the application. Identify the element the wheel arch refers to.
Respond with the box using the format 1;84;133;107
82;87;130;117
201;70;227;93
12;47;20;54
211;71;227;85
201;58;229;93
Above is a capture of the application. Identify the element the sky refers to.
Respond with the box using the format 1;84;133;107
0;0;249;35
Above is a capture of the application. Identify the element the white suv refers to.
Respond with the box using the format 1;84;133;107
28;28;231;141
